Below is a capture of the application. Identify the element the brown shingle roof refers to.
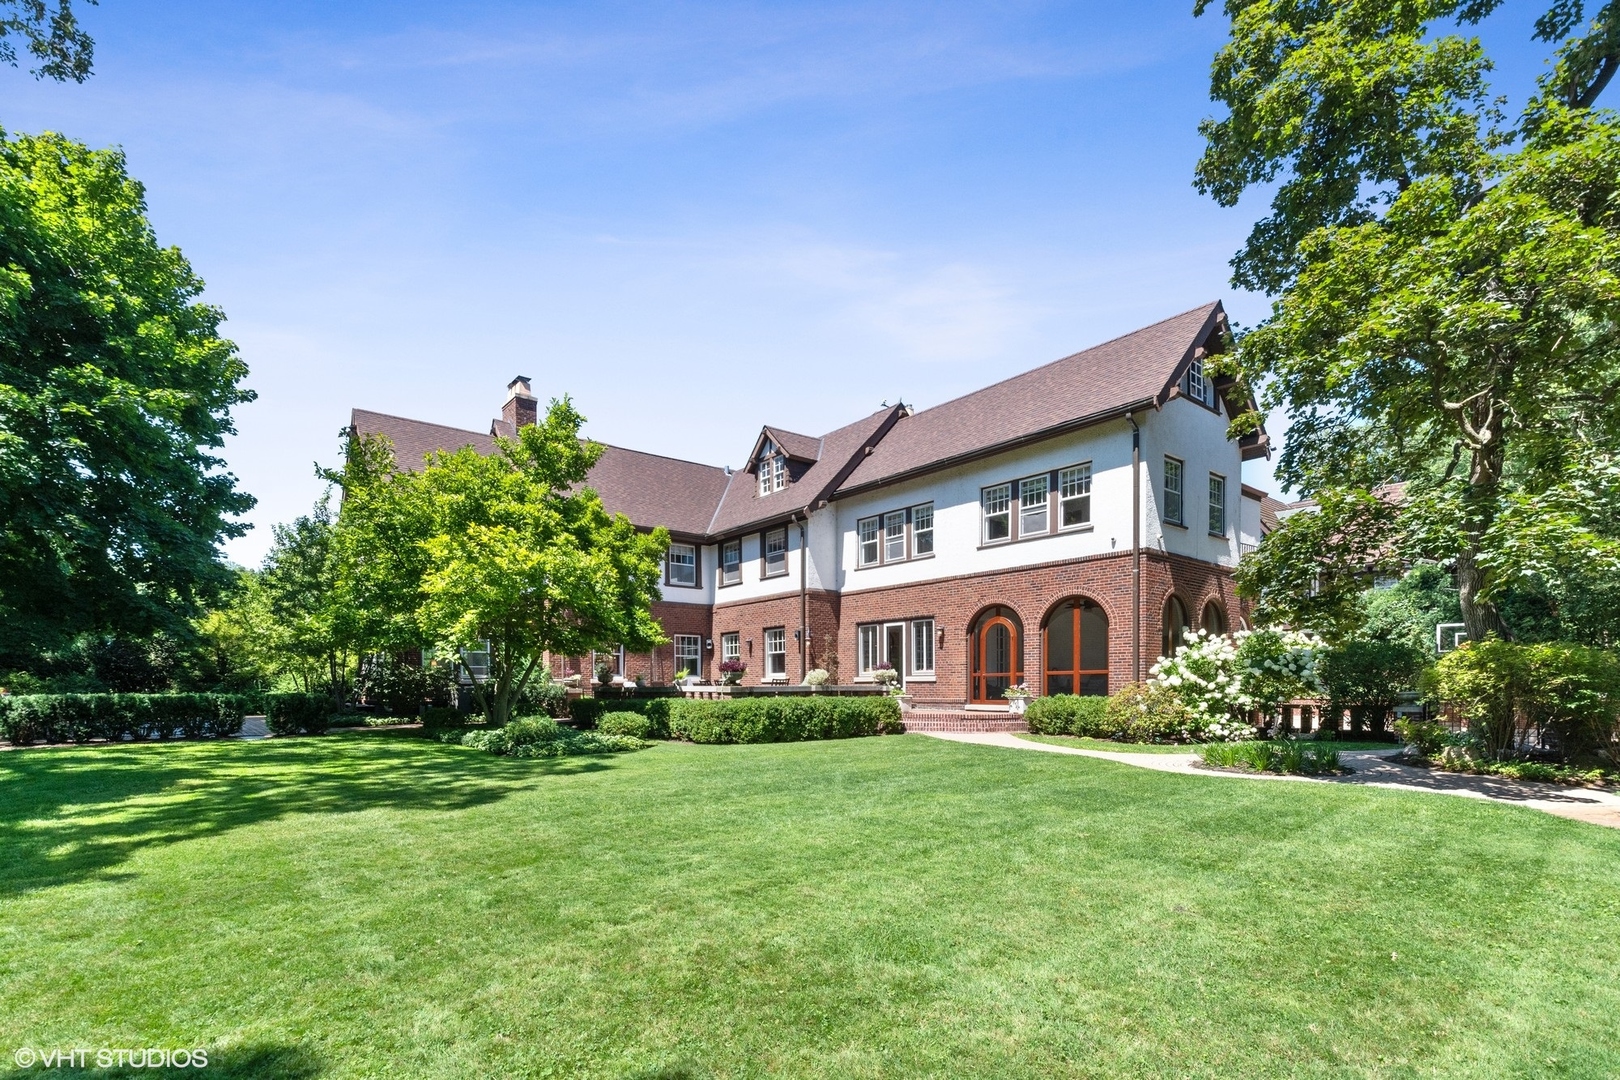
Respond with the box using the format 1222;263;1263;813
835;303;1224;496
762;426;822;462
349;409;730;537
707;407;902;536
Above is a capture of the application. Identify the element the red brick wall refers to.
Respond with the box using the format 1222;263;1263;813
837;550;1236;707
545;552;1237;703
711;589;839;686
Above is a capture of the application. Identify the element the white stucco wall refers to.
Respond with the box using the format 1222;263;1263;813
833;418;1141;594
1139;395;1242;568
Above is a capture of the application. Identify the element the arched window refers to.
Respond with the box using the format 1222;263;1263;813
1044;598;1109;696
970;606;1022;705
1162;595;1189;658
1201;601;1226;636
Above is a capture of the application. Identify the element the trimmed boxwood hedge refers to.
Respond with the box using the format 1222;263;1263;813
667;696;902;743
1025;694;1111;737
567;695;901;743
567;696;673;735
264;693;337;736
0;694;249;745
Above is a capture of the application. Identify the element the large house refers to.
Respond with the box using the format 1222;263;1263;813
351;301;1271;709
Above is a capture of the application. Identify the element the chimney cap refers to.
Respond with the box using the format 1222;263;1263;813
506;375;535;399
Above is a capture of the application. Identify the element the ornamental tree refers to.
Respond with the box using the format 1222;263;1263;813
1196;1;1620;642
333;398;668;726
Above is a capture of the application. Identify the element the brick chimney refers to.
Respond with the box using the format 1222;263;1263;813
502;376;537;429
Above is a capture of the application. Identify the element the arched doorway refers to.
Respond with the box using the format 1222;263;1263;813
970;606;1022;705
1044;598;1109;696
1201;600;1226;636
1162;595;1189;658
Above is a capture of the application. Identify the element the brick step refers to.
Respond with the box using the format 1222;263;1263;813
901;711;1029;734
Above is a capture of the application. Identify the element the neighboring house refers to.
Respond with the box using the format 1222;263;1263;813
350;301;1270;709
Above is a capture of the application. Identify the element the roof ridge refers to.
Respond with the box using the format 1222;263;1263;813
351;408;491;441
899;302;1219;422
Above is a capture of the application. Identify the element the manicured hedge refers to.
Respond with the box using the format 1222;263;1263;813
1025;694;1110;736
264;693;336;736
666;696;902;744
567;696;673;735
0;694;249;746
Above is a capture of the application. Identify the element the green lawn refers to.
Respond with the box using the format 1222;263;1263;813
1016;734;1400;754
3;733;1618;1079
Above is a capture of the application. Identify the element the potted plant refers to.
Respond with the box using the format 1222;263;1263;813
803;667;831;689
718;659;746;685
872;663;901;694
1002;683;1031;715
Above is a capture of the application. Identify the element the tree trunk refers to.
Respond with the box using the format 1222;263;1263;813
1458;437;1509;642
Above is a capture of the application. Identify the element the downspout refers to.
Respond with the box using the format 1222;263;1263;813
797;513;809;681
1126;412;1142;684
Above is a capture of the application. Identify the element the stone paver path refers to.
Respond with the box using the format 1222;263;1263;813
922;731;1620;830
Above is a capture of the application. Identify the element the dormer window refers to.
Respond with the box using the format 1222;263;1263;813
1185;357;1209;405
757;439;786;496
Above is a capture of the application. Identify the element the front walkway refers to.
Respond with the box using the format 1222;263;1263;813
922;731;1620;830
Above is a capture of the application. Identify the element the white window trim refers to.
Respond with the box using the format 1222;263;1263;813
666;542;698;587
910;502;934;557
1164;456;1185;527
857;515;881;567
982;483;1012;545
720;632;740;663
883;510;907;562
1019;475;1049;537
673;634;702;677
909;618;936;681
764;627;788;681
1208;472;1227;537
720;539;742;586
1058;463;1092;531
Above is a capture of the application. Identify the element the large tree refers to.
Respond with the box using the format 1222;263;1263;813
333;398;668;726
0;131;254;657
1198;1;1620;641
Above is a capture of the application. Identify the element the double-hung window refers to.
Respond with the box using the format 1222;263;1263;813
765;627;787;679
982;483;1012;543
1164;457;1184;526
1019;475;1049;536
1059;464;1091;528
857;517;880;567
674;634;701;678
720;539;741;585
1208;473;1226;536
721;632;739;664
666;543;697;587
911;618;935;676
763;527;788;577
884;511;907;562
757;440;786;495
910;503;934;556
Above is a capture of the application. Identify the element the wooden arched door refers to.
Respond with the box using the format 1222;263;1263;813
971;612;1021;704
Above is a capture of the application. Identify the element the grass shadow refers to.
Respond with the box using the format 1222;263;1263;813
0;733;621;897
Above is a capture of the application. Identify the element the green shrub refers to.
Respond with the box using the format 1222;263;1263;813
459;717;648;758
1025;694;1111;736
0;693;248;745
1200;740;1341;775
567;696;673;734
598;711;658;739
1319;638;1428;735
1394;717;1450;757
1104;683;1202;744
1430;639;1620;763
665;696;902;744
264;693;334;736
516;673;570;719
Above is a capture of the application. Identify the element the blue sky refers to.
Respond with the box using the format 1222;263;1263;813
0;0;1562;565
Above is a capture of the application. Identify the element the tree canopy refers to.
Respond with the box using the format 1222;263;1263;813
1199;1;1620;641
333;398;668;725
0;131;255;658
0;0;95;83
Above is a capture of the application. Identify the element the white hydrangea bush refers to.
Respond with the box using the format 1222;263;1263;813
1149;628;1327;740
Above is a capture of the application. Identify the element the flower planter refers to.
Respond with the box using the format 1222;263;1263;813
1007;698;1028;717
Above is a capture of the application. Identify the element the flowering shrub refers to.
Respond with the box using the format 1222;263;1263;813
871;663;900;689
1149;628;1326;740
1104;682;1201;743
804;668;831;686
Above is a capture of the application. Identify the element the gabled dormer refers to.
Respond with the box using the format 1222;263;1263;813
747;426;820;497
